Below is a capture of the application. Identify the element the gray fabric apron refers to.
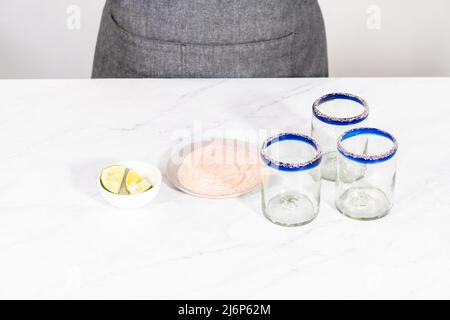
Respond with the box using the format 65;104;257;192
92;0;328;78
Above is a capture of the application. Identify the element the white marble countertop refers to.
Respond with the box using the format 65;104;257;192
0;78;449;299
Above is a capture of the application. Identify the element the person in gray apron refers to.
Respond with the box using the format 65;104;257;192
92;0;328;78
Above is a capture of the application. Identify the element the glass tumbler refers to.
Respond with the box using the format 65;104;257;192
260;133;322;227
312;93;369;181
336;128;398;220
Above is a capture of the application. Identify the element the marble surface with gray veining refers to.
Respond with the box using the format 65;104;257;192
0;78;449;299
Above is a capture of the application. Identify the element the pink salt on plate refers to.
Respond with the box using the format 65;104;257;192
177;140;262;197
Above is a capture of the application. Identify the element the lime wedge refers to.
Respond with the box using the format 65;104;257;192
100;165;127;194
126;169;152;194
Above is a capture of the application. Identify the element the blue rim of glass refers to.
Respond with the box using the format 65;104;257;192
338;128;398;164
313;93;369;126
260;133;322;172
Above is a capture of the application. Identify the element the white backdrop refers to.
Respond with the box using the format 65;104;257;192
0;0;449;78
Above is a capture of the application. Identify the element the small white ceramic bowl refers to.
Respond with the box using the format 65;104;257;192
97;161;162;209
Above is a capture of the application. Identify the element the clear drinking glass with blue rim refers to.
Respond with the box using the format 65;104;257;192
336;127;398;220
312;93;370;181
260;133;322;227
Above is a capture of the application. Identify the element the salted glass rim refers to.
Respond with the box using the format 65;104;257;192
337;127;398;164
260;133;322;172
313;92;369;126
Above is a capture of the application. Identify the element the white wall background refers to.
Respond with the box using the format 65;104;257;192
0;0;449;78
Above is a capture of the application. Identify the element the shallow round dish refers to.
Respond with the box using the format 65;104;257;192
166;138;262;199
97;161;162;209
